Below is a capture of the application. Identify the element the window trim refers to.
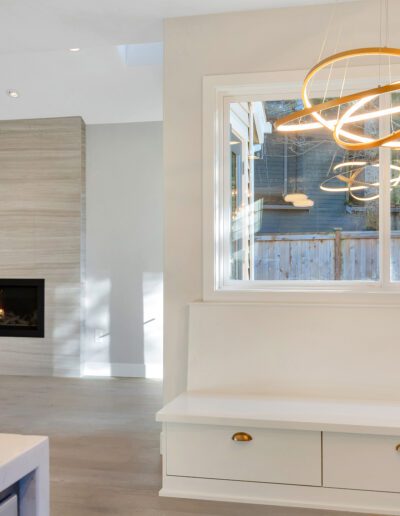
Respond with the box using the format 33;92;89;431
202;69;400;303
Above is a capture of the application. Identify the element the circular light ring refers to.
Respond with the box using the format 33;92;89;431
276;83;400;147
332;161;400;183
275;82;400;132
333;92;400;150
303;48;400;149
275;47;400;150
320;183;362;192
337;162;400;185
350;190;380;202
320;169;374;193
333;161;368;171
320;162;400;196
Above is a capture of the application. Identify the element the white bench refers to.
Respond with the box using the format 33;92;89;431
157;392;400;515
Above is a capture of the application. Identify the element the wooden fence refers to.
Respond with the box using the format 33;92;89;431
254;230;400;281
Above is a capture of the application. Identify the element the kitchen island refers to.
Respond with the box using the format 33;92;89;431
0;434;49;516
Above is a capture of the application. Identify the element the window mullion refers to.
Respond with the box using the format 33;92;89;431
222;97;233;289
379;92;392;288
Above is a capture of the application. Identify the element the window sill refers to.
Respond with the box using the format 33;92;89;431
205;285;400;307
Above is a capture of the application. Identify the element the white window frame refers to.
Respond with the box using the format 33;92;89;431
203;69;400;303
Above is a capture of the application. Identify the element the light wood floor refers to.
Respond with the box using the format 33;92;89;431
0;376;364;516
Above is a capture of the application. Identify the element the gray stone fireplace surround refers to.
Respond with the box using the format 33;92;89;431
0;117;85;376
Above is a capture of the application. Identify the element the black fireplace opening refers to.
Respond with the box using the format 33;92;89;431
0;279;45;338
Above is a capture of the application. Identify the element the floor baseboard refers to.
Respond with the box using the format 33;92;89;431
82;362;146;378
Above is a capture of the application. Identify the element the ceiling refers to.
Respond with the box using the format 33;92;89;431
0;45;162;124
0;0;357;124
0;0;356;54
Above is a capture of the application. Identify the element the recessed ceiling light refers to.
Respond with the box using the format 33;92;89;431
7;90;19;99
69;48;80;52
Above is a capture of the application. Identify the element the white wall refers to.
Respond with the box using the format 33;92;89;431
164;0;400;402
85;121;163;378
187;303;400;401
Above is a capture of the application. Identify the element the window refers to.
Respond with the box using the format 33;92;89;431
228;99;380;283
203;72;400;295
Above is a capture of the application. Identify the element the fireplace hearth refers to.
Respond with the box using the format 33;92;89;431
0;279;45;338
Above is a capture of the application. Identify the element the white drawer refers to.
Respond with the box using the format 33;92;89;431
324;432;400;493
166;423;321;486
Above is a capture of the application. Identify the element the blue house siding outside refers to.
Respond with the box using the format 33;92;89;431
254;128;384;235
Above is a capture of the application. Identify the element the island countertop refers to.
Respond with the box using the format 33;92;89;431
0;434;49;516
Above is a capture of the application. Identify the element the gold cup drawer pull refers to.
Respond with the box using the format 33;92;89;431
232;432;253;442
396;444;400;452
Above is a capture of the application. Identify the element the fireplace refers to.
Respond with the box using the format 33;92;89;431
0;279;45;338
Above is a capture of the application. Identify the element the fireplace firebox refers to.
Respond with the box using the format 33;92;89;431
0;279;45;338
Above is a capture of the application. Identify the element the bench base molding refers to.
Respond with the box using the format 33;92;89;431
160;475;400;515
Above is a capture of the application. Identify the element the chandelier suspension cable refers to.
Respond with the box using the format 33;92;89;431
378;0;389;76
379;0;383;84
340;54;349;99
385;0;389;48
323;20;344;104
386;0;394;134
318;0;338;62
327;149;339;178
338;2;351;126
314;0;338;99
336;51;350;128
390;55;394;133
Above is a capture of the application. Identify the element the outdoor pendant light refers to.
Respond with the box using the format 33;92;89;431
293;199;315;208
284;193;308;202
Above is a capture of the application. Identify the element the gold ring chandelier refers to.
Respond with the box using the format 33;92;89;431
274;47;400;151
320;161;400;202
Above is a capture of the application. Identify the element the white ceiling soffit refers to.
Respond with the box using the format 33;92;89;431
0;0;357;54
0;45;163;124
